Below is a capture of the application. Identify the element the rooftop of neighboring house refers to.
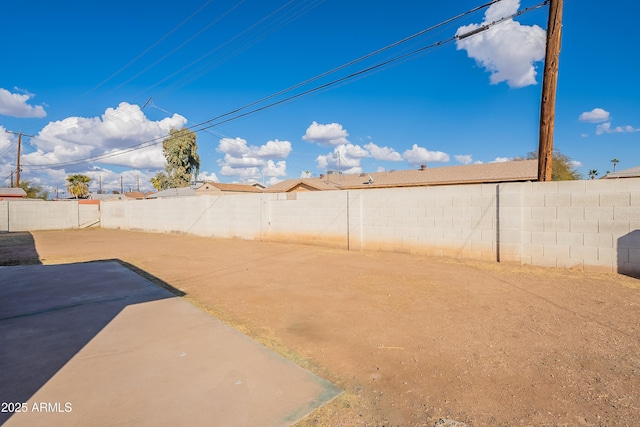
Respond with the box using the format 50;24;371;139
146;187;196;199
196;182;264;194
144;182;265;199
265;159;539;192
602;166;640;179
0;187;27;199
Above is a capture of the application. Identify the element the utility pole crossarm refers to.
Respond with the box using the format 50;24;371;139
538;0;564;182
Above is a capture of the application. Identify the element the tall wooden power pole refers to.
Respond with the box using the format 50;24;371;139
538;0;564;181
5;130;35;187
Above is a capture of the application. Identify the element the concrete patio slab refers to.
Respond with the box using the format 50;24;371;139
0;262;341;426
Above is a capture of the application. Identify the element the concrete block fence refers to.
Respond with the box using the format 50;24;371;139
3;178;639;275
0;200;99;232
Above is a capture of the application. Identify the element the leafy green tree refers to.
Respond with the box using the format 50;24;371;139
516;150;582;181
611;158;619;172
19;181;50;200
588;169;599;180
66;174;91;199
151;172;170;191
152;127;200;189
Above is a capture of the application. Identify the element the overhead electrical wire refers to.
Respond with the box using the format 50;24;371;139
141;0;312;94
11;0;217;140
107;0;247;95
161;0;502;124
84;0;217;97
17;0;315;146
22;0;548;171
161;0;326;94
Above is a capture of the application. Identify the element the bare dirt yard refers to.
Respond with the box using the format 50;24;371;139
5;228;640;426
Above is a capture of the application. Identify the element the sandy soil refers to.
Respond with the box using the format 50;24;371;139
5;229;640;426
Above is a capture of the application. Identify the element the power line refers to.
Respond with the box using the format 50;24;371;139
193;1;549;133
5;131;35;187
166;0;503;131
15;0;312;147
22;1;546;172
106;0;247;96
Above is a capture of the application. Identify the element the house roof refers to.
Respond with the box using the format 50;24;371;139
263;178;340;193
602;166;640;179
202;182;264;193
89;193;127;201
265;160;538;192
146;187;196;198
124;191;145;199
0;187;27;197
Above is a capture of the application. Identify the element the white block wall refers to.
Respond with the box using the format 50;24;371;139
2;201;79;232
5;178;639;275
265;191;348;247
358;184;501;261
520;179;640;274
101;195;264;240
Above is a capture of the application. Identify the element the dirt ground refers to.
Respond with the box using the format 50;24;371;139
4;229;640;426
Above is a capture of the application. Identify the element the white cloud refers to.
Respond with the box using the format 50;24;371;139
402;144;449;165
364;143;402;161
456;0;546;88
23;102;187;169
569;160;583;168
315;143;371;172
302;121;349;146
263;160;287;178
216;137;291;182
454;154;473;165
579;108;610;123
217;137;291;160
197;171;219;182
596;122;640;135
219;165;260;180
0;87;47;118
0;125;12;154
490;157;511;163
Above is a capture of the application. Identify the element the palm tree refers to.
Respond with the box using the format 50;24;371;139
588;169;599;180
611;158;619;173
66;174;91;199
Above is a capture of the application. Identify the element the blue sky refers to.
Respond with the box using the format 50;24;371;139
1;0;638;194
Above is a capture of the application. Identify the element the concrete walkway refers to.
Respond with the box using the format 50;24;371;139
0;261;341;426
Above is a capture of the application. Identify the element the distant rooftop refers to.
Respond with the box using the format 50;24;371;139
265;160;538;193
0;187;27;198
602;166;640;179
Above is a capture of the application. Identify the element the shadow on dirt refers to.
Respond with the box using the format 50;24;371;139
0;232;42;266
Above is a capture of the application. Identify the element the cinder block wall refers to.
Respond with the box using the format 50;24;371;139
0;202;8;231
6;177;638;274
357;184;502;261
101;195;265;240
3;201;79;232
519;179;640;275
265;191;348;248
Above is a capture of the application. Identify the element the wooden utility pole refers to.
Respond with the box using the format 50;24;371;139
5;130;35;187
538;0;564;181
